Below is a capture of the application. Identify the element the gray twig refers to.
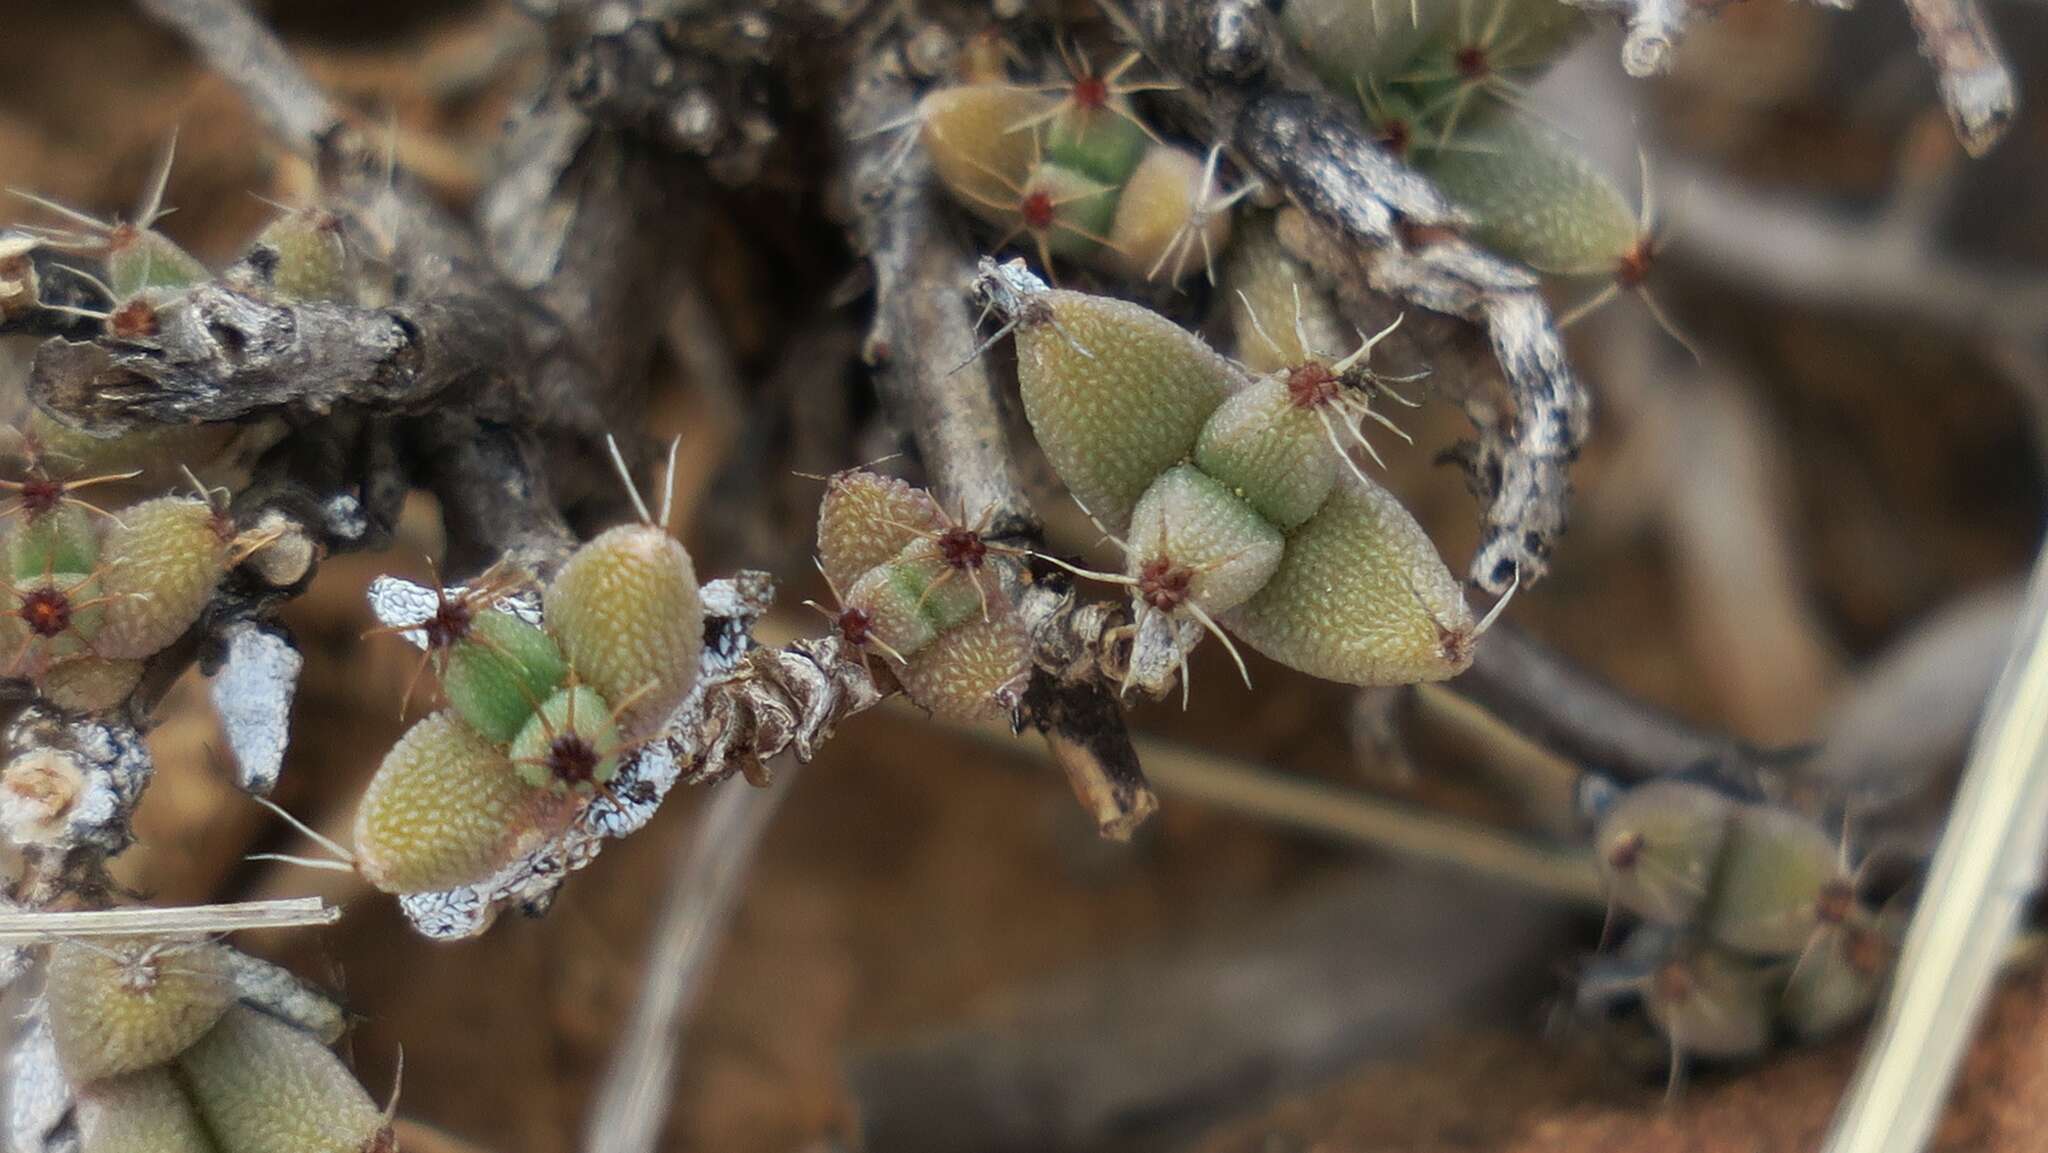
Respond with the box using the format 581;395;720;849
839;54;1036;538
1451;623;1789;790
136;0;350;155
1900;0;2016;157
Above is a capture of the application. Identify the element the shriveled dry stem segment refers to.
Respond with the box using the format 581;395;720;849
0;897;338;942
1900;0;2015;157
1551;0;2014;153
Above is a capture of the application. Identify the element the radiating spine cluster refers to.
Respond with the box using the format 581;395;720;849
47;936;391;1153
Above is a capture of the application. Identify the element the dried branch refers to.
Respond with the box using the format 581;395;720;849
944;712;1601;899
1556;0;2014;157
685;633;888;788
1450;623;1791;790
0;897;337;943
841;76;1035;539
1126;0;1589;594
1554;0;1810;78
29;284;546;428
1018;673;1161;841
407;417;580;577
1664;159;2048;339
583;769;800;1153
136;0;350;155
122;0;656;454
1133;734;1607;905
1900;0;2015;157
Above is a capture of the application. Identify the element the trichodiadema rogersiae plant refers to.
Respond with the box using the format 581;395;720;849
0;0;2031;1143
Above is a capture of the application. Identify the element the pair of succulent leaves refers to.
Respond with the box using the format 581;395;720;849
1286;0;1656;292
915;68;1235;287
16;145;360;341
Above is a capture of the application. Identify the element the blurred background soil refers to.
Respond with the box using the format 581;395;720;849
2;1;2045;1150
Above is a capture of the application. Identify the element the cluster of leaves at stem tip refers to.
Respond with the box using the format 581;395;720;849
45;935;394;1153
0;145;342;720
1586;780;1904;1081
345;480;704;898
912;0;1671;326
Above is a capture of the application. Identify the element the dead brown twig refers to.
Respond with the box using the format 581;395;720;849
1551;0;2013;157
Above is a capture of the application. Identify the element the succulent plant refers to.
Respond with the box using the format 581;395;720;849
244;207;355;303
1642;944;1774;1060
1223;471;1477;684
1595;781;1734;925
917;60;1235;285
814;469;1031;720
1781;914;1897;1040
9;502;99;579
1420;113;1642;278
95;495;236;660
41;654;147;713
1703;803;1846;956
510;684;627;794
441;608;569;745
816;470;946;595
